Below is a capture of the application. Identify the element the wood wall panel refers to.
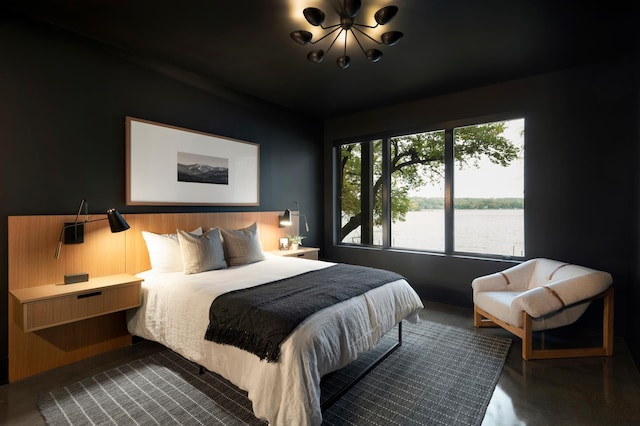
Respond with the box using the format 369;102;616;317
8;211;297;381
8;215;128;290
8;215;128;382
123;211;297;274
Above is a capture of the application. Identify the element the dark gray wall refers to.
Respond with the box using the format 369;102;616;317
323;59;639;365
0;13;323;384
2;9;639;383
633;59;640;369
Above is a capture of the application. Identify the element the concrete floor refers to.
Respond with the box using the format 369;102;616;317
1;301;639;425
420;302;640;426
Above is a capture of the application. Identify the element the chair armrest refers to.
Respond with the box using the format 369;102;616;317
512;271;612;318
546;271;612;307
472;273;510;299
512;287;564;318
472;260;537;299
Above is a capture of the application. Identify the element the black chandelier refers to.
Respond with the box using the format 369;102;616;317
290;0;403;69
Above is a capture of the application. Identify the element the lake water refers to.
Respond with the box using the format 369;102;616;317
347;209;524;257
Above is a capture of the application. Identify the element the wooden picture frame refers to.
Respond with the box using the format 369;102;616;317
126;117;259;206
279;237;289;250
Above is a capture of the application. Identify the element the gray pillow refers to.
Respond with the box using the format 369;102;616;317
177;228;227;274
220;222;265;266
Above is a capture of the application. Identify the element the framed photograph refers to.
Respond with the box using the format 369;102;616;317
126;117;259;206
279;237;289;251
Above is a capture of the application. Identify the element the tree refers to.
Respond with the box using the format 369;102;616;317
339;122;520;241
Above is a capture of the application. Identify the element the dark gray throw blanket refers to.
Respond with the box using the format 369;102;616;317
204;263;404;362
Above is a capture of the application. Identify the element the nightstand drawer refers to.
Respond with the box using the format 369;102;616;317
20;282;140;332
290;250;318;260
269;247;319;260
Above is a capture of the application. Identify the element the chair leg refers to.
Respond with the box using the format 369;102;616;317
474;304;497;327
522;312;534;360
473;305;483;327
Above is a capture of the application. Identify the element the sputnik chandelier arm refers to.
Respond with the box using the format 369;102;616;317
290;0;403;69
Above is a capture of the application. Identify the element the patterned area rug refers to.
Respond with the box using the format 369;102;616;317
38;321;511;425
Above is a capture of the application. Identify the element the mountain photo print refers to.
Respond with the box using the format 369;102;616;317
177;152;229;185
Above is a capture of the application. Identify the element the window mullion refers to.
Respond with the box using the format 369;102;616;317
361;141;374;245
444;128;454;254
333;145;342;245
381;138;391;248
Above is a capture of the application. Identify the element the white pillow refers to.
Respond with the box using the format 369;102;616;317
220;222;265;266
141;227;203;273
177;228;227;274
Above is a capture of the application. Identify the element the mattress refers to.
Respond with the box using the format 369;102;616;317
127;253;424;425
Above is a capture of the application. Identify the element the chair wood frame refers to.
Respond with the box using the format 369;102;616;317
473;286;614;360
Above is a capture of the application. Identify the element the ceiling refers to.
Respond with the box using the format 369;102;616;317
5;0;638;119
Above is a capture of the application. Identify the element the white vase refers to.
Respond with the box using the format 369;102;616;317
291;243;299;250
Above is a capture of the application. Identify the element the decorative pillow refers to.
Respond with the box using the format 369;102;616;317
177;228;227;274
141;227;203;273
220;222;265;266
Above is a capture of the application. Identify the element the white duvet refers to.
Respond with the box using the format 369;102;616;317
127;254;424;425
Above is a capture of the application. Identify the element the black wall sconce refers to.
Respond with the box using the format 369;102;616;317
279;201;310;232
54;199;130;260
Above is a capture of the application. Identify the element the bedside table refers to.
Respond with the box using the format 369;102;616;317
10;273;142;332
269;247;319;260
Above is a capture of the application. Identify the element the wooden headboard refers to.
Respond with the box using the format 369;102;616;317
123;212;297;274
7;211;298;381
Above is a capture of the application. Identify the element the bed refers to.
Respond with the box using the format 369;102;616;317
126;222;423;425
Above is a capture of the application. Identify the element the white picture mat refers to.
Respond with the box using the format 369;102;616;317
126;117;259;205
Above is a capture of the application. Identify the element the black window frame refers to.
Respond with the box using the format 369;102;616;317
334;114;525;261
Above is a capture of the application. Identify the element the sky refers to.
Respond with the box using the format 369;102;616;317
177;152;229;168
410;118;525;198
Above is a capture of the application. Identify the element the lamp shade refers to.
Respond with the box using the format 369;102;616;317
337;55;351;69
381;31;403;46
291;30;313;45
303;7;325;26
365;49;383;62
106;209;130;233
280;209;292;226
374;6;398;25
307;49;325;63
343;0;361;18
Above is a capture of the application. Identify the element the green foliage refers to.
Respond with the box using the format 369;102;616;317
339;122;522;240
340;143;364;228
411;197;444;209
410;197;524;210
286;234;305;244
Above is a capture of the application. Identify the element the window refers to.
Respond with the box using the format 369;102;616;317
336;117;525;258
339;140;383;246
390;130;446;252
453;119;525;256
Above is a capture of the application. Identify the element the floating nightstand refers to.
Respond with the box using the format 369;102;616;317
10;274;142;332
269;247;319;260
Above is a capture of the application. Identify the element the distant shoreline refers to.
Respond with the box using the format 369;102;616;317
410;197;523;210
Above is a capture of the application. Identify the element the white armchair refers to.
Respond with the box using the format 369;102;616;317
472;258;614;360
